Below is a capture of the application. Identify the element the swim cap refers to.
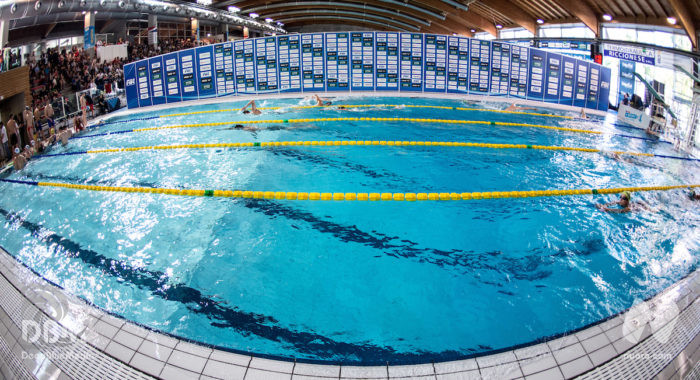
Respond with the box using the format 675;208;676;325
30;140;35;146
24;145;29;150
14;147;19;154
621;191;631;200
234;124;244;129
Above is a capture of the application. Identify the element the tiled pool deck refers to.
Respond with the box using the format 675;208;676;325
0;246;697;380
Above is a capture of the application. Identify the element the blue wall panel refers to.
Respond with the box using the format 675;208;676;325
351;32;375;91
558;56;575;106
301;34;325;91
490;42;510;97
213;43;235;97
135;60;152;108
255;37;279;93
375;32;399;91
424;34;447;93
178;49;198;101
163;53;182;103
196;45;216;98
234;39;256;94
598;66;611;111
469;40;490;94
587;65;601;110
148;56;165;106
278;35;301;93
573;60;589;108
447;36;469;94
124;63;139;109
124;32;611;113
544;52;562;103
509;45;528;99
326;33;350;91
527;49;546;101
399;33;423;91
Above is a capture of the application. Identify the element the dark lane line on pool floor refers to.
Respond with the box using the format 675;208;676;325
0;207;473;364
14;172;586;282
15;172;559;280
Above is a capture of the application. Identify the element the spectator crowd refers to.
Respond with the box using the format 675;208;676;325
2;38;208;166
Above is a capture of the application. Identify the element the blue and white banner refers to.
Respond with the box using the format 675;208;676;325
618;60;635;104
400;33;423;91
178;49;198;100
603;44;655;65
326;33;350;91
351;32;374;91
424;34;447;92
163;52;182;103
447;36;469;94
375;32;399;91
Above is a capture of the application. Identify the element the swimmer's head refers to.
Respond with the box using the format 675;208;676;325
234;124;244;129
338;106;346;110
620;191;631;206
242;110;250;114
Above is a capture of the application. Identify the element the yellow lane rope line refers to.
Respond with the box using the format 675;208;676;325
133;117;598;135
85;140;653;158
158;104;574;119
34;182;700;201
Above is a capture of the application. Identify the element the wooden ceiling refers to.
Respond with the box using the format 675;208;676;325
214;0;700;48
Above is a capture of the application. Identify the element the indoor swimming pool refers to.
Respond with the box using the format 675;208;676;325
0;96;698;365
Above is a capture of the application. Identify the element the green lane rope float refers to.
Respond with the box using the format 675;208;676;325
2;179;697;202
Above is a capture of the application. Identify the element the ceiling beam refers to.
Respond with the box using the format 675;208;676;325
272;10;420;31
411;0;498;36
667;0;697;48
549;0;599;36
480;0;536;34
248;2;430;27
44;23;57;37
279;16;395;31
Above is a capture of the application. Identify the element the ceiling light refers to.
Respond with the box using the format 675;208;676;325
81;10;86;14
536;19;544;24
207;33;211;37
602;14;612;21
228;6;239;12
470;28;476;33
196;0;212;5
495;24;502;29
667;16;677;25
249;12;258;18
265;17;273;23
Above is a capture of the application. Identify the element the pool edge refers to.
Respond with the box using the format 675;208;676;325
0;246;697;379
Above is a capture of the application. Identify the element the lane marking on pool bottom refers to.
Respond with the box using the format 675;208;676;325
2;179;697;201
37;141;700;162
74;117;599;141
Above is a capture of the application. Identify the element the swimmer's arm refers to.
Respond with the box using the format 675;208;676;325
241;99;254;111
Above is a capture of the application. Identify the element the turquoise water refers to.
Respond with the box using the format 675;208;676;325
0;96;698;364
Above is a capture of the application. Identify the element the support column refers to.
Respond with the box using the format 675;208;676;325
243;26;249;39
148;15;158;47
220;24;229;42
1;19;9;72
84;11;96;54
191;18;200;43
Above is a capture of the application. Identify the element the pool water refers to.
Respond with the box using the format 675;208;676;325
0;96;698;364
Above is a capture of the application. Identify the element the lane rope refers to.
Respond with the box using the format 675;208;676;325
75;117;598;140
37;140;700;162
97;104;574;126
1;179;697;201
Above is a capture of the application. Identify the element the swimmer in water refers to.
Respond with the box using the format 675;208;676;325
505;103;537;112
689;190;700;201
580;108;588;119
241;100;262;115
226;124;318;132
314;94;332;106
595;191;655;213
602;151;658;169
12;147;27;170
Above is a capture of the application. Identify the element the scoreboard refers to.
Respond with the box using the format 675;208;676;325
126;32;612;112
